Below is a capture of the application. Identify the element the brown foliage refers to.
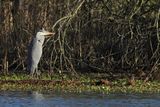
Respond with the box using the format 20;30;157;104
0;0;160;79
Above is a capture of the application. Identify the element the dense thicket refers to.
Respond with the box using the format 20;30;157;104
0;0;160;79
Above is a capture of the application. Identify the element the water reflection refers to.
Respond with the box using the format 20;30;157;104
0;91;159;107
32;91;44;100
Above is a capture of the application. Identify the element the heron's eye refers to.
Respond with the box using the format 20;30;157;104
38;40;41;42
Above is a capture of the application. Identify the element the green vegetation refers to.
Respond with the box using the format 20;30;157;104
0;73;159;94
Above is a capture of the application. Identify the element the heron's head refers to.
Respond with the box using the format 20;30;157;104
36;28;55;39
35;28;55;45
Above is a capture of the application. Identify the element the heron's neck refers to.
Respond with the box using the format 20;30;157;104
37;38;45;45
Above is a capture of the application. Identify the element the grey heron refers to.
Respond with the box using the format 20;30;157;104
27;28;55;77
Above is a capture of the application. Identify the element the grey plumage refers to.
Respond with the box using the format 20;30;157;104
27;29;54;77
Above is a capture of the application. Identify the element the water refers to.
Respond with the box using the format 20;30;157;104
0;91;159;107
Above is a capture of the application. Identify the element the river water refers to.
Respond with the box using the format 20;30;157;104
0;91;159;107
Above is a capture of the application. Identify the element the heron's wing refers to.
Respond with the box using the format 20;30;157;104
27;38;34;71
28;38;43;69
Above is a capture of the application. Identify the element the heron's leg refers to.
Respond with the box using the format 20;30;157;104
30;67;35;78
35;68;38;78
35;68;41;79
37;69;41;76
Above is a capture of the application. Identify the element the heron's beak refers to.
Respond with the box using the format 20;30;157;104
44;32;55;37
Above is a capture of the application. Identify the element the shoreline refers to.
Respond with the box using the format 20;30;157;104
0;73;159;93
